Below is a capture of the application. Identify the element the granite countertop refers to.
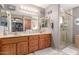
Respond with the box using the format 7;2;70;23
0;32;51;38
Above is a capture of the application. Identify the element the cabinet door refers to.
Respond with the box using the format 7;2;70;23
39;35;46;49
39;38;46;49
29;36;39;53
17;42;28;55
39;34;51;49
45;38;51;48
0;44;16;55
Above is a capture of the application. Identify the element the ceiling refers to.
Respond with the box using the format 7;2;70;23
33;4;50;8
60;4;79;12
33;4;79;11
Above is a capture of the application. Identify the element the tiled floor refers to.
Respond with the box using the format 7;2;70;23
28;46;79;55
34;48;65;55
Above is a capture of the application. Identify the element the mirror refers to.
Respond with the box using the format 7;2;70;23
11;14;23;32
0;4;49;34
39;17;49;28
0;9;9;35
10;13;39;33
31;16;39;30
75;18;79;25
0;10;7;27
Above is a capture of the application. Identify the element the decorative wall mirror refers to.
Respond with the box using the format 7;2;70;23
75;17;79;25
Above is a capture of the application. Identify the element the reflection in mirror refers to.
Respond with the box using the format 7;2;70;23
11;15;23;32
0;9;9;35
31;16;38;30
40;17;49;28
23;17;31;31
38;17;50;33
0;10;7;27
0;4;49;35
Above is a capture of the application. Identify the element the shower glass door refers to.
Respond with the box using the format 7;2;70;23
60;11;73;49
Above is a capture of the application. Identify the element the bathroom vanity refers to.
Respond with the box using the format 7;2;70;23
0;33;52;55
0;5;52;55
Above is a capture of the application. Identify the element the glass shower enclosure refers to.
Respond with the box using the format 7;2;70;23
59;10;73;49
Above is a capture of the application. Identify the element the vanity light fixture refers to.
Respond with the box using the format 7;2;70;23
20;5;39;13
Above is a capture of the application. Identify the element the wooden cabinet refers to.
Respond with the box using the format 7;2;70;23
29;35;39;53
0;44;16;55
0;33;52;55
39;38;46;49
0;36;29;55
16;36;29;55
17;42;28;55
39;34;51;49
45;38;51;48
45;34;51;48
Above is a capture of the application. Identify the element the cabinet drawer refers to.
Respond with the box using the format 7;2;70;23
39;34;51;39
15;36;28;42
0;36;28;44
29;35;39;40
0;38;16;44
